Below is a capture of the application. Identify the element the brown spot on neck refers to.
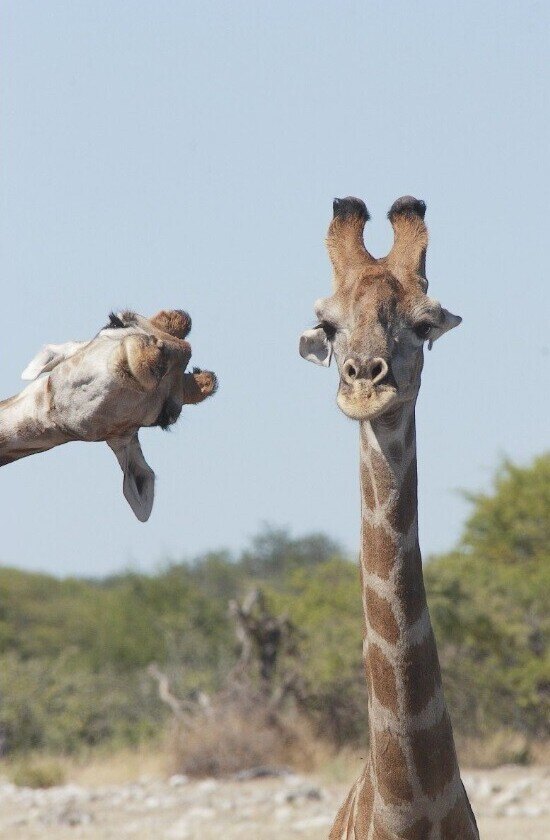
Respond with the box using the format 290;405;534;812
374;731;413;805
402;629;442;716
389;458;417;534
405;413;416;449
370;817;395;840
366;586;399;644
328;787;356;840
366;643;398;715
394;545;426;626
362;520;398;579
410;712;458;797
388;440;403;463
354;772;374;836
404;816;433;840
440;793;479;839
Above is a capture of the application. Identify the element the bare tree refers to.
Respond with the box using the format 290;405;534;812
229;589;304;710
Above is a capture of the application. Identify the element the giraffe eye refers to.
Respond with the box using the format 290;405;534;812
320;321;337;341
414;321;432;340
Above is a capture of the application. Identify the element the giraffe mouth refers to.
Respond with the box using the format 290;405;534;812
336;382;398;421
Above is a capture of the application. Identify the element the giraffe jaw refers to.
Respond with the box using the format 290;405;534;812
336;383;398;421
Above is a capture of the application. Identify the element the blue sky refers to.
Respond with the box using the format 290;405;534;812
1;1;548;576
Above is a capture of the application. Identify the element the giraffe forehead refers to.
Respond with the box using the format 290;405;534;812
324;275;427;329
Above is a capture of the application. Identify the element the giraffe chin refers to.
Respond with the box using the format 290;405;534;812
336;384;398;421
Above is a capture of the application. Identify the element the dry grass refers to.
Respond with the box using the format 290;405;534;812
530;739;550;764
0;744;169;789
174;713;550;780
172;707;323;778
317;746;367;785
456;730;533;768
2;732;548;791
10;758;66;789
66;744;169;786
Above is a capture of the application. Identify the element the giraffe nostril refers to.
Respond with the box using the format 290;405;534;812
370;358;389;385
343;359;359;383
343;357;388;385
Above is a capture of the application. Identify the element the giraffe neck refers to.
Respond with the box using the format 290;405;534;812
348;402;477;837
0;378;66;466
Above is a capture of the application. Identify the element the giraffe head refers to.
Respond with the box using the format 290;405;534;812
299;196;461;421
14;308;217;521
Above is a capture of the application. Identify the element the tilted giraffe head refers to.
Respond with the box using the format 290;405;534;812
5;308;217;521
299;196;461;421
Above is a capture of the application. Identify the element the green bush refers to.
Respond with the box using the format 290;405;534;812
0;653;163;753
426;454;550;738
0;458;547;756
12;758;66;788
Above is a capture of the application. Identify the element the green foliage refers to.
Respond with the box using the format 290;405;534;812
0;457;547;756
0;525;342;754
0;652;162;753
461;454;550;564
267;560;368;744
240;526;342;580
426;454;550;738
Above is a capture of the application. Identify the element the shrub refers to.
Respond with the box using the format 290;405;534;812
172;703;317;777
12;758;66;788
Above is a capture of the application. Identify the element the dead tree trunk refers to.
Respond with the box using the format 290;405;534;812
228;588;302;708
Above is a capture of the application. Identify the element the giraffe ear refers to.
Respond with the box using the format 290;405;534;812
428;309;462;348
299;327;333;367
21;341;88;380
108;433;155;522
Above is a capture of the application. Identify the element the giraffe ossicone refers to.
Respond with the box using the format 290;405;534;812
0;308;217;522
300;197;479;839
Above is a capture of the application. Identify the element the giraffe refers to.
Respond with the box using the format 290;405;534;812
299;197;479;839
0;308;217;521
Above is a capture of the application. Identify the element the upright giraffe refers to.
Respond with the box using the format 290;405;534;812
299;197;478;839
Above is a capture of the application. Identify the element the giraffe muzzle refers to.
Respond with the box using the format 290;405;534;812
341;357;389;387
337;357;397;421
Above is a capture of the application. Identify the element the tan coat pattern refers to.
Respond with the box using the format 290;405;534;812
0;308;216;520
300;197;478;839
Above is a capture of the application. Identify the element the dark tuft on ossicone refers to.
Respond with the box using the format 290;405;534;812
108;312;126;328
333;196;370;222
119;310;138;325
388;196;427;221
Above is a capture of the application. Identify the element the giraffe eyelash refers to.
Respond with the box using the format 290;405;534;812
319;321;337;340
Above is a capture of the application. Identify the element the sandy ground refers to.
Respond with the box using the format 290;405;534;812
0;765;548;839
